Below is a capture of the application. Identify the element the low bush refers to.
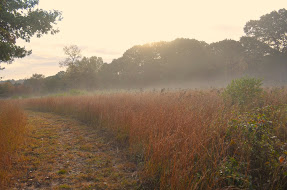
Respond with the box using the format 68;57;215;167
220;105;287;189
222;77;263;106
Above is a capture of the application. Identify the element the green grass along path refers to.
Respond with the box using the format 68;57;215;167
8;111;139;190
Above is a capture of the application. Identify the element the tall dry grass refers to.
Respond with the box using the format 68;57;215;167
23;89;287;189
0;101;27;187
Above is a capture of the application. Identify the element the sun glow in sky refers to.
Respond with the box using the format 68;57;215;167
1;0;286;80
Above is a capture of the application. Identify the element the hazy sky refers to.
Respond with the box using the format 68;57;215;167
1;0;286;80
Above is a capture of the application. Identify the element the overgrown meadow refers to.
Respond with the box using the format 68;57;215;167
21;78;287;189
2;78;287;189
0;101;27;187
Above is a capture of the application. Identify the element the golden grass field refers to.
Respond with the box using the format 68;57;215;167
0;101;27;187
2;88;287;189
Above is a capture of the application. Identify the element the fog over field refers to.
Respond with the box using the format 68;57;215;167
1;1;287;189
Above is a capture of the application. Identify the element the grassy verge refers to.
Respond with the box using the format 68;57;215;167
8;111;139;189
0;101;27;188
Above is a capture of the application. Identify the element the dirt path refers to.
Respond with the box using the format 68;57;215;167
9;111;139;190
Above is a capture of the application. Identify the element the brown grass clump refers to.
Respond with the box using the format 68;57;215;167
23;89;287;189
0;100;27;187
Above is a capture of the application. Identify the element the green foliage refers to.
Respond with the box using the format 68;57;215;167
244;8;287;54
240;36;277;61
58;45;104;89
0;0;62;64
57;169;67;175
218;157;251;188
222;106;287;189
223;77;263;106
58;184;71;189
68;89;86;96
23;73;45;94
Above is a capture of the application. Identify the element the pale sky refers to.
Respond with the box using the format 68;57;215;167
1;0;286;80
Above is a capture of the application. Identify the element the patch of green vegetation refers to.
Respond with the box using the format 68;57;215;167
58;184;71;189
220;105;287;189
57;169;67;175
69;89;87;96
222;77;263;106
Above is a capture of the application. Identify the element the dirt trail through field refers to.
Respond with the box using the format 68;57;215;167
9;111;139;190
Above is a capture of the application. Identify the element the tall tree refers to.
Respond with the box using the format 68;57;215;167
59;45;82;67
24;73;45;93
209;39;246;76
65;56;104;89
0;0;62;68
59;46;104;89
244;9;287;54
240;36;278;62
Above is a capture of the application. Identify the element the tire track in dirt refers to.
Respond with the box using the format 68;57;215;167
9;111;139;190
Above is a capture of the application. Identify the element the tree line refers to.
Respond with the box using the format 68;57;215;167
1;8;287;96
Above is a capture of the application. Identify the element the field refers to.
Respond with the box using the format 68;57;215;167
1;84;287;189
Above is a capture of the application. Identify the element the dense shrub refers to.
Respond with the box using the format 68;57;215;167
220;106;287;189
223;77;263;106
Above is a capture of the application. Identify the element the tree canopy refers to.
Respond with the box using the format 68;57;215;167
244;8;287;54
1;8;287;95
0;0;62;67
59;45;104;89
